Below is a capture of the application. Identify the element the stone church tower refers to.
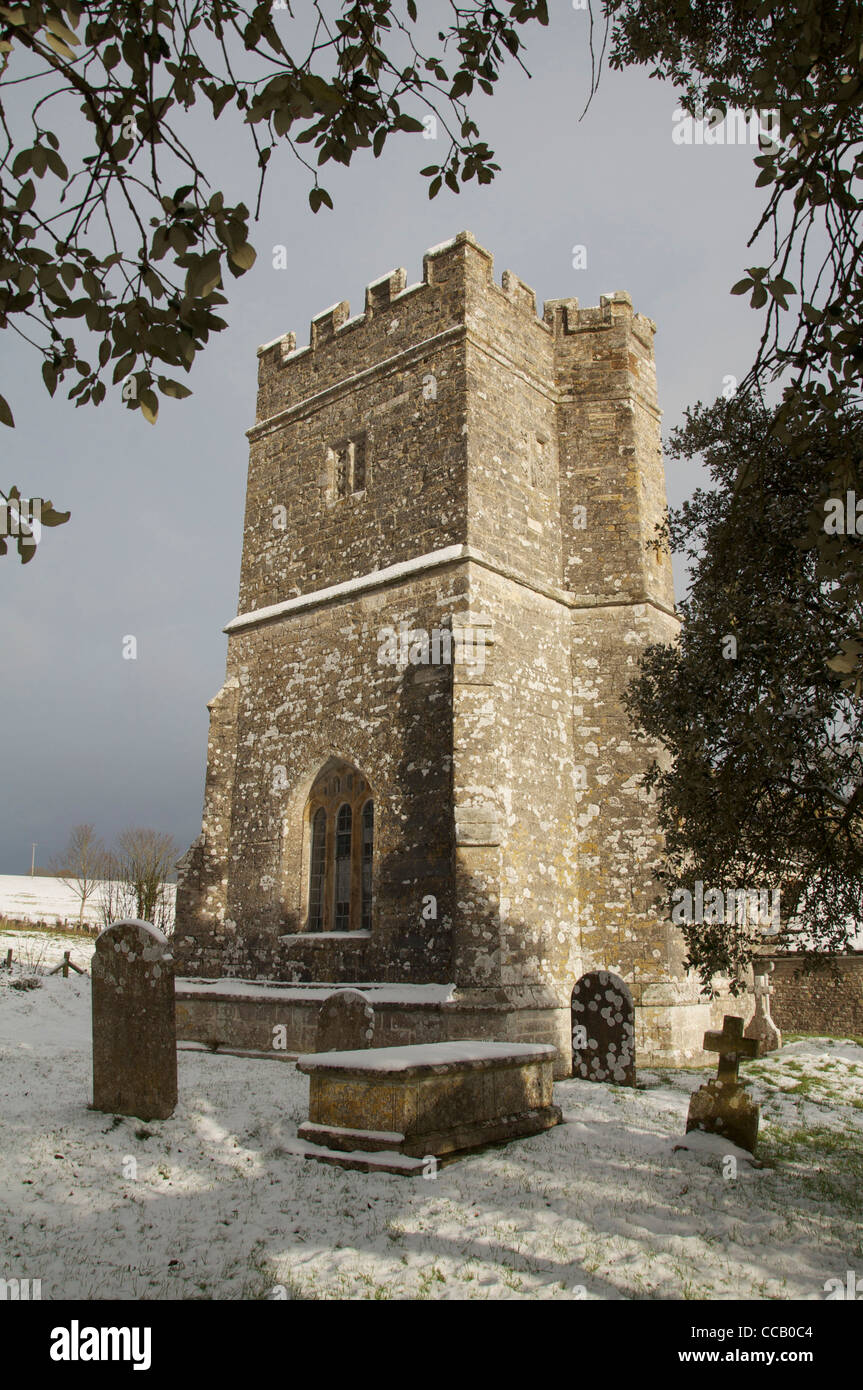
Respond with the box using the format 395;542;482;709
175;231;718;1074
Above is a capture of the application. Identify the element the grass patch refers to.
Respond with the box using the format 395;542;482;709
759;1124;863;1220
0;917;97;943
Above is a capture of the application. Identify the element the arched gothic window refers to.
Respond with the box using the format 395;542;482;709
303;761;374;932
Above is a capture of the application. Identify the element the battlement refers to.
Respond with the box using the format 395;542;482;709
255;231;655;374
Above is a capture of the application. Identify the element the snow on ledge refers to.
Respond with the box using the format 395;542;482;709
224;545;468;632
365;268;402;290
96;918;170;948
176;978;457;1005
424;235;461;257
298;1040;558;1074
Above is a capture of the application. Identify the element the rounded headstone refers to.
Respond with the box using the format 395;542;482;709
316;989;376;1053
570;970;636;1085
91;919;177;1120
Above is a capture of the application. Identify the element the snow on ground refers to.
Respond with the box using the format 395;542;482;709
0;875;104;926
1;966;861;1301
0;875;176;928
0;928;96;975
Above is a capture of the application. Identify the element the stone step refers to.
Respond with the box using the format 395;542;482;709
290;1137;427;1176
298;1120;406;1153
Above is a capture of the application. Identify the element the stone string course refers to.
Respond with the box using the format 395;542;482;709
175;231;746;1074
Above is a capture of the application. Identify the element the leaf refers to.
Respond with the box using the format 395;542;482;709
112;353;137;385
45;14;79;47
210;85;234;119
0;393;14;427
139;389;159;425
186;253;222;298
16;179;35;212
45;149;69;180
40;502;70;527
157;376;192;399
826;650;860;674
43;31;76;61
731;278;753;296
228;243;256;271
450;71;472;100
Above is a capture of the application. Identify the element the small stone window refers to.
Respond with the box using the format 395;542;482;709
531;433;554;492
334;446;349;499
331;435;368;499
352;438;366;491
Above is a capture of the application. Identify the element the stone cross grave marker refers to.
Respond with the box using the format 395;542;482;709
316;988;376;1053
91;919;177;1121
686;1014;760;1153
745;964;782;1053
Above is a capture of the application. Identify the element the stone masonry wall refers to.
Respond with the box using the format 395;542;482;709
767;955;863;1037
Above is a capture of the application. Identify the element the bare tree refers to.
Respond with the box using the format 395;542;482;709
52;823;106;928
110;828;179;935
96;850;137;932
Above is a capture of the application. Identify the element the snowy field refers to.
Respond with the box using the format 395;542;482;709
0;874;176;928
2;963;861;1301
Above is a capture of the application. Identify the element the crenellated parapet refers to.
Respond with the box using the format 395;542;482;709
252;231;659;442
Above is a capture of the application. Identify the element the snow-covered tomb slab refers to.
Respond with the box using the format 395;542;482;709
296;1040;562;1174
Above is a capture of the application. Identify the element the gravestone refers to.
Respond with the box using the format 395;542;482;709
686;1015;760;1153
316;989;375;1053
91;919;177;1121
570;970;636;1084
745;965;782;1053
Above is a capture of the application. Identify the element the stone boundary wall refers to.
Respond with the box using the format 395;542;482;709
174;979;738;1074
765;954;863;1037
175;981;572;1078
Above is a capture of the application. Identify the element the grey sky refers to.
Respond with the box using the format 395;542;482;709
1;5;768;873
